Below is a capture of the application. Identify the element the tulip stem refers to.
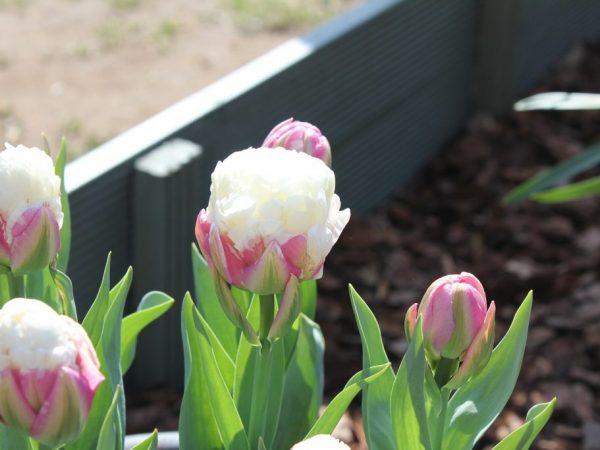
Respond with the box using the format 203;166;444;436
5;273;25;299
259;294;275;343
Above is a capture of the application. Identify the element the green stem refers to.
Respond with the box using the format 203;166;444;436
5;273;17;300
4;273;25;299
434;357;456;388
259;294;275;343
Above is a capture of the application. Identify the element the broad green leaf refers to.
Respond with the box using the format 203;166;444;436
272;315;324;450
192;303;250;450
299;280;317;319
55;139;71;273
306;363;390;438
129;430;158;450
121;291;174;374
0;276;9;305
349;285;397;450
179;294;222;450
515;92;600;111
443;292;533;450
82;254;113;346
50;268;77;319
491;399;556;450
0;424;34;450
192;244;239;359
96;386;122;450
391;319;431;450
531;174;600;203
504;141;600;204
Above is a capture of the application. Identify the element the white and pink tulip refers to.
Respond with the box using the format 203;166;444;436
263;118;332;167
196;147;350;295
291;434;350;450
0;298;104;446
0;144;63;274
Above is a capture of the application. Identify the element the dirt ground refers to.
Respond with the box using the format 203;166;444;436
0;0;358;159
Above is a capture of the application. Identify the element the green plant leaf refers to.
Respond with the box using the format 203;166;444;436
390;318;431;450
129;430;158;450
491;399;556;450
82;254;113;346
54;138;71;273
121;291;174;374
504;141;600;204
305;363;390;438
530;174;600;203
50;267;78;319
299;280;317;320
179;294;222;450
192;244;239;359
0;424;34;450
349;285;397;450
272;315;324;450
514;92;600;111
96;385;122;450
442;292;533;450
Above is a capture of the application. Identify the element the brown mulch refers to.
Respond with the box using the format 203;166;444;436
126;40;600;450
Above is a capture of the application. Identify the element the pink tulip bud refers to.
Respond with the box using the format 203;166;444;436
405;272;495;387
263;118;332;166
0;144;63;274
196;147;349;295
0;298;104;446
291;435;350;450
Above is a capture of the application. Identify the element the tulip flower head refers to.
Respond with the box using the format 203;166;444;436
0;144;63;274
263;118;332;166
196;147;350;295
0;298;104;446
405;272;495;388
291;434;350;450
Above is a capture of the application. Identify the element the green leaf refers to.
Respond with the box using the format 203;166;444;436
442;292;533;450
129;430;159;450
390;318;431;450
121;291;174;374
179;294;222;450
96;385;122;450
305;363;390;438
504;141;600;204
349;285;397;450
23;268;61;312
192;244;239;359
491;399;556;450
82;254;113;346
50;268;78;319
299;280;317;320
514;92;600;111
272;315;324;450
0;424;34;450
530;174;600;203
258;437;267;450
55;138;71;273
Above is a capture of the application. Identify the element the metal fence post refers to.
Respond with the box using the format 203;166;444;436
129;139;203;390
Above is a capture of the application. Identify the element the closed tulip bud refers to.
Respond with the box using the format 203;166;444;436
263;118;332;166
0;144;63;274
405;272;495;388
0;298;104;446
196;147;350;296
291;435;350;450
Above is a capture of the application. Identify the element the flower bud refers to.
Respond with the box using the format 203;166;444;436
196;147;349;295
0;144;63;274
405;272;495;387
0;298;104;446
263;118;332;166
291;435;350;450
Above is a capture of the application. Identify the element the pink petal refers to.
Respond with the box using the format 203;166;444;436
0;369;37;434
195;209;214;267
242;241;293;294
0;218;9;267
280;234;307;271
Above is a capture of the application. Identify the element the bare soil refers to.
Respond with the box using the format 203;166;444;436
0;0;356;159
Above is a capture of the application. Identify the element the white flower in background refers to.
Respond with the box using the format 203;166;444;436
0;143;63;274
291;434;350;450
196;147;350;294
0;298;104;446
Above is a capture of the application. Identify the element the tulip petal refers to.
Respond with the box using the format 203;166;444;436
0;369;37;434
0;219;9;268
445;301;496;390
31;368;86;446
404;303;418;342
242;241;292;294
10;205;60;275
268;275;300;340
195;209;214;267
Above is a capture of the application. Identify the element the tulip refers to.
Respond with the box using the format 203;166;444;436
263;118;332;166
0;298;104;446
291;434;350;450
196;147;350;296
405;272;495;388
0;144;63;274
